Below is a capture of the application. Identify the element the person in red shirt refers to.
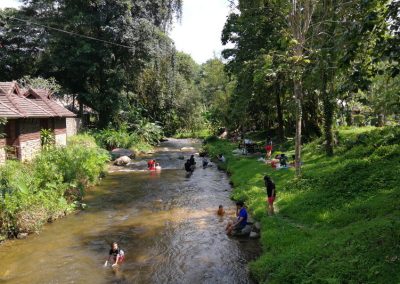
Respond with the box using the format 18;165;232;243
265;140;273;160
147;159;156;170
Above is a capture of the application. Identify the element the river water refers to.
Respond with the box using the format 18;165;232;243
0;139;259;284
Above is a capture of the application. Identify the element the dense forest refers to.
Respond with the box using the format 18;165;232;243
1;0;399;165
0;1;399;282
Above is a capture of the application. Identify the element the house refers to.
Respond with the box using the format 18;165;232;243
0;81;76;164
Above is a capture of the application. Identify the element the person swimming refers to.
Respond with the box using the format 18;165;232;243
155;163;162;171
217;205;225;216
104;242;125;268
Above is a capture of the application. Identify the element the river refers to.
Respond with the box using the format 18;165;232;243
0;139;259;284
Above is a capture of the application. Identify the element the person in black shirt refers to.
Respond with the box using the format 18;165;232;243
104;242;125;267
185;159;194;172
264;175;276;215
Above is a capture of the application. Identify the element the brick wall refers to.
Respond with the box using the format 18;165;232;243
18;119;41;161
66;117;81;137
19;139;41;161
55;134;67;146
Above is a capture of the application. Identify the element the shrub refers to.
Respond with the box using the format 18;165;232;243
0;135;109;237
91;128;139;150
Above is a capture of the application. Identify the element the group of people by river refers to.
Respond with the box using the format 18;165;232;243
105;147;275;271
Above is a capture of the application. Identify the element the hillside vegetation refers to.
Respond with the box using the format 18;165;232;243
205;126;400;283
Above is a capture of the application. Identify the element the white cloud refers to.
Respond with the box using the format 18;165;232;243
0;0;21;9
169;0;233;64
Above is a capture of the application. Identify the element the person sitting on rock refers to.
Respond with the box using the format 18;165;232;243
225;201;248;235
218;154;226;163
279;154;288;167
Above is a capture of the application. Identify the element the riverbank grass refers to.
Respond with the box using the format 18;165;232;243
204;126;400;283
0;135;109;239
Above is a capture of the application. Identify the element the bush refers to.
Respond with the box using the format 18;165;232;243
91;128;139;150
0;135;109;238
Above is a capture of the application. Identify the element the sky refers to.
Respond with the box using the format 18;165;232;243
170;0;233;63
0;0;233;64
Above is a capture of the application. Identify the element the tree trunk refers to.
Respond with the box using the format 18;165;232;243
322;70;334;156
294;76;303;176
276;80;285;141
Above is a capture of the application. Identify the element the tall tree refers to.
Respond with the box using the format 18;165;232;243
288;0;315;175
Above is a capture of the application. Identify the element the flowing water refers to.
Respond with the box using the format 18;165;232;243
0;139;259;284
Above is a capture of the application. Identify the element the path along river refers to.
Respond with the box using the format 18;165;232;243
0;139;259;284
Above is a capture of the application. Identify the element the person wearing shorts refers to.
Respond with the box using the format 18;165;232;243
264;175;276;215
226;201;248;235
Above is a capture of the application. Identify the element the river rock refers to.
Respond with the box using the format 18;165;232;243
17;232;28;239
111;148;135;160
249;231;260;239
242;224;253;235
254;222;261;230
181;147;195;152
114;156;131;166
177;155;185;160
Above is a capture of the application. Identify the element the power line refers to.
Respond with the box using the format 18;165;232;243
6;16;136;50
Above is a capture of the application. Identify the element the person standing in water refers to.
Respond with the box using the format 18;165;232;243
185;159;194;172
264;175;276;215
105;242;125;268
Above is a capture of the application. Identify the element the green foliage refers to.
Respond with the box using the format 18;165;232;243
204;126;400;283
174;128;211;139
18;76;61;94
0;135;108;237
91;128;139;150
40;129;55;150
90;122;163;150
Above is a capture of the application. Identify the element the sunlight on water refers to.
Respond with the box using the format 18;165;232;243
0;139;259;284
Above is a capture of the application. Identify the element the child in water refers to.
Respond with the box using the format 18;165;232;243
104;242;125;268
217;205;225;216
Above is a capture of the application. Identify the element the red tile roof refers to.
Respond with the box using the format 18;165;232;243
0;82;76;118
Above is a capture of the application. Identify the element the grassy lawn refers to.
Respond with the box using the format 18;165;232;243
204;126;400;283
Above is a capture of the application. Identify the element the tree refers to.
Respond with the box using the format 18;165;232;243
1;1;183;128
288;0;315;176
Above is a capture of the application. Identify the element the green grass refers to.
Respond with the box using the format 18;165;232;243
204;126;400;283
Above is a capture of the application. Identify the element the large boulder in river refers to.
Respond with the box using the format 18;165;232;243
111;148;135;160
114;156;131;166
